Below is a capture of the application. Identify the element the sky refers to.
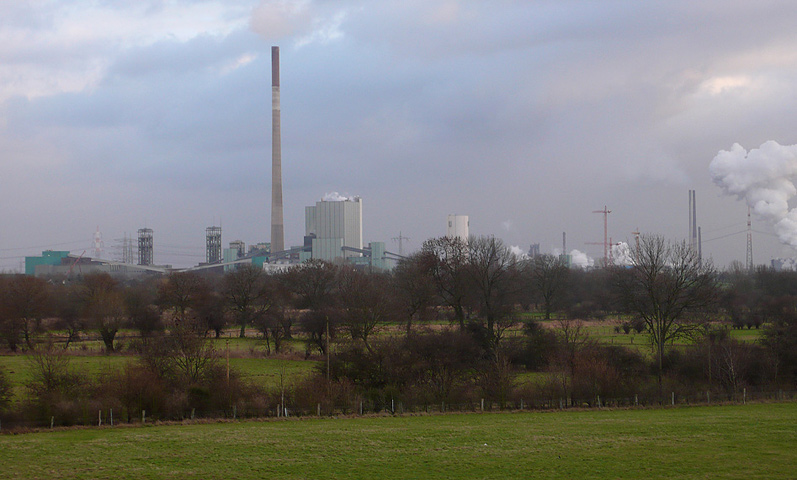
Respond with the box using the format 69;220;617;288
3;0;797;271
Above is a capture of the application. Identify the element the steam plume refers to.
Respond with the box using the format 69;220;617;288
710;141;797;248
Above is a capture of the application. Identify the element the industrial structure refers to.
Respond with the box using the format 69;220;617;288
137;228;153;266
19;47;397;277
447;214;469;242
688;190;702;264
206;226;222;264
303;195;363;261
270;46;285;254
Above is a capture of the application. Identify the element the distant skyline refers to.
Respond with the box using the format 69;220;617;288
3;1;797;270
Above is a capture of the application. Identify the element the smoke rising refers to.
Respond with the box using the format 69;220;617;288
509;245;528;259
322;192;354;202
611;242;632;266
710;141;797;248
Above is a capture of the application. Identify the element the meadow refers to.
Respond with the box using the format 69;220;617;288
0;402;794;479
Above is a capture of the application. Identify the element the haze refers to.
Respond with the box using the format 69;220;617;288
3;1;797;270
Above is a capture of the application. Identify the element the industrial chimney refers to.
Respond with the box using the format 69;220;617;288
271;46;285;254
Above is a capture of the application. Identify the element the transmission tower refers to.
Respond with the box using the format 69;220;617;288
392;231;410;256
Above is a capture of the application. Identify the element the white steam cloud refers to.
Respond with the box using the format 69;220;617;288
611;242;632;266
710;141;797;248
322;192;355;202
569;249;594;268
510;245;528;260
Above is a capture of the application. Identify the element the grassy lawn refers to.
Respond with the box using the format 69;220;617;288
0;402;794;479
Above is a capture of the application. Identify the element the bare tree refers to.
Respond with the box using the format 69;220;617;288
158;271;212;333
614;234;718;390
221;265;274;338
391;251;437;334
338;267;393;352
0;275;51;350
526;254;569;320
465;236;522;355
422;236;471;329
79;273;127;353
281;259;338;311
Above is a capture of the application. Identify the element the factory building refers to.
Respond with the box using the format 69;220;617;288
25;250;164;277
303;196;363;262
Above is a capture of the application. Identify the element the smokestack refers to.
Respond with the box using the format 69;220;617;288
271;46;285;253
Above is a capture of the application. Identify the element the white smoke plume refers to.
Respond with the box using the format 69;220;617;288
611;242;632;266
510;245;528;260
710;141;797;248
322;192;354;202
569;249;594;268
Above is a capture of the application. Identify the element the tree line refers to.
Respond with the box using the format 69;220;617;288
0;234;795;428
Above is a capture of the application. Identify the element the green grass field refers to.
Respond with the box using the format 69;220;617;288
0;402;794;479
0;353;319;403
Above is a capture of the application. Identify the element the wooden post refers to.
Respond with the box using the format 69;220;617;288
110;409;113;427
233;405;237;419
520;399;524;410
359;401;363;416
481;398;484;412
707;391;710;404
634;394;638;406
99;410;102;427
142;410;146;424
317;403;321;416
191;408;195;420
50;416;54;429
671;392;675;406
743;388;746;405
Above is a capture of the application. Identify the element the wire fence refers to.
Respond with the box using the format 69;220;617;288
3;388;794;432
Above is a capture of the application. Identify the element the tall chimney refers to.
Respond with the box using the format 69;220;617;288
271;46;285;253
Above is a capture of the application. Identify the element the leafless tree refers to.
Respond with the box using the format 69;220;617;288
158;271;214;334
525;254;569;320
79;273;127;353
338;267;394;352
465;236;522;355
391;251;437;334
422;236;471;329
221;265;274;338
281;259;338;311
0;275;51;350
614;234;718;389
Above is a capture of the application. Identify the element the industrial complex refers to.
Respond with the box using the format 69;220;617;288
23;46;407;278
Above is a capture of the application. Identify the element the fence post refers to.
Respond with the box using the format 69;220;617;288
559;398;563;410
317;403;321;416
233;405;237;419
634;394;638;406
99;410;102;427
597;395;601;408
359;401;363;416
51;416;54;429
520;399;524;410
743;388;746;405
671;392;675;406
707;391;710;404
142;410;146;424
480;398;484;412
110;409;113;427
191;408;195;420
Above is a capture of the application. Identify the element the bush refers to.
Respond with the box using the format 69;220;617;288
0;366;12;411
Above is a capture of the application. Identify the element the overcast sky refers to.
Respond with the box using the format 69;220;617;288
3;0;797;270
